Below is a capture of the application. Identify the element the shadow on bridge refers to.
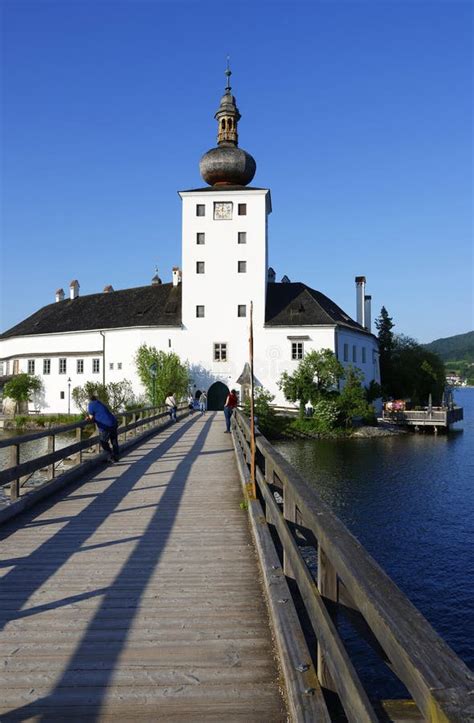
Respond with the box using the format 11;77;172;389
0;413;214;721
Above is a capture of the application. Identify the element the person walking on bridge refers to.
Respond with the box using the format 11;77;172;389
224;389;238;433
86;394;119;463
199;392;207;414
165;393;177;422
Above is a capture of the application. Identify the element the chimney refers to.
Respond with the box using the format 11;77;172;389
364;295;372;332
355;276;366;327
172;267;182;286
69;280;80;300
55;288;65;302
151;272;162;286
103;285;114;293
267;267;276;283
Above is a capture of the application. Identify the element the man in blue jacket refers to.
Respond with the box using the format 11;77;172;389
86;394;119;463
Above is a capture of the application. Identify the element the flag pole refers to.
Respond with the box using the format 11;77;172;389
248;301;257;499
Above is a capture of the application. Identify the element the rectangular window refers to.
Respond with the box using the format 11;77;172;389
196;204;205;216
214;343;227;362
59;358;67;374
238;304;247;317
343;344;349;362
196;232;205;245
238;231;247;244
196;261;205;274
27;359;35;374
362;347;366;364
109;363;114;370
196;305;205;318
238;203;247;215
43;359;51;375
77;359;84;374
291;342;304;360
92;358;100;374
352;345;357;363
168;339;171;348
13;360;19;374
0;361;4;375
60;391;65;400
118;362;122;370
238;260;247;273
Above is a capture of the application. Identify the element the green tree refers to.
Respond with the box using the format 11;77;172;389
337;366;374;427
390;335;445;405
3;373;42;413
375;306;395;396
135;345;189;405
243;386;276;434
278;349;344;417
72;380;134;415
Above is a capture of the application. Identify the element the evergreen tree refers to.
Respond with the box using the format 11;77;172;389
375;306;395;395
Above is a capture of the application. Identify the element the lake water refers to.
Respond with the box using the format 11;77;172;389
274;387;473;698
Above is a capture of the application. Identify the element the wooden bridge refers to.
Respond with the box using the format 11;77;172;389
0;407;472;721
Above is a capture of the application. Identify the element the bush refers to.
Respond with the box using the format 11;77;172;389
243;387;276;435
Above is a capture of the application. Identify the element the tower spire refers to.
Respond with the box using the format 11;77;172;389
215;60;241;146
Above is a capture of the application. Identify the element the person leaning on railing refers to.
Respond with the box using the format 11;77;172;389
224;389;238;433
86;394;120;463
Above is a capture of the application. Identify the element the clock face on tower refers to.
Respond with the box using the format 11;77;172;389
213;202;233;220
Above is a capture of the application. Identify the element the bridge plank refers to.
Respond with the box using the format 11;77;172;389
0;413;287;721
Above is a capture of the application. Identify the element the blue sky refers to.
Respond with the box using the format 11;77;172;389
1;0;472;343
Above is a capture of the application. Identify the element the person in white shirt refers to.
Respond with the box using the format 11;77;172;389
165;393;177;422
199;392;207;414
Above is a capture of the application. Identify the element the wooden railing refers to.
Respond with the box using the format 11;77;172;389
0;404;187;501
232;409;473;722
382;406;463;427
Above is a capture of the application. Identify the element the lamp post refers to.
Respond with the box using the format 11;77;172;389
67;377;71;415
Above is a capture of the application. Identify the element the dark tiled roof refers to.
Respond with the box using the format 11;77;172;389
179;185;268;193
265;282;367;333
1;284;182;338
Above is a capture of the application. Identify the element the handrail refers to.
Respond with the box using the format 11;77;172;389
233;409;473;722
0;403;188;500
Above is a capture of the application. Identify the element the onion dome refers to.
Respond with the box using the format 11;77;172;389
200;63;256;187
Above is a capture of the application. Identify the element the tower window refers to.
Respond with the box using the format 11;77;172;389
109;363;114;370
60;391;65;400
196;204;205;217
238;232;247;244
43;359;51;375
352;345;357;362
59;358;67;374
221;119;225;129
196;261;205;274
214;343;227;362
27;359;35;374
196;305;205;318
238;261;247;273
238;203;247;216
77;359;84;374
92;358;100;374
291;342;304;360
196;232;205;245
238;305;247;318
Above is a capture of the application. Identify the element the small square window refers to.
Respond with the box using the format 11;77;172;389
291;342;304;360
196;232;205;245
196;204;205;217
59;358;67;374
92;358;100;374
43;359;51;375
109;363;114;370
196;305;205;318
343;344;349;362
362;347;366;364
352;345;357;362
27;359;35;374
196;261;205;274
238;232;247;244
118;362;122;370
238;203;247;215
214;343;227;362
77;359;84;374
60;391;65;400
238;305;247;317
238;261;247;273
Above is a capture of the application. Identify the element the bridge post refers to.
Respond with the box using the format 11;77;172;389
317;545;338;692
47;434;55;480
283;487;296;579
9;444;20;500
76;427;82;464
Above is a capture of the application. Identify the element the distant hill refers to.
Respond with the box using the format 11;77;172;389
423;331;474;362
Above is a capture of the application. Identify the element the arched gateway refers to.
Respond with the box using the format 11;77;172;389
207;382;229;411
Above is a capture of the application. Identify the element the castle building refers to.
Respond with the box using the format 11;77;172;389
0;69;380;412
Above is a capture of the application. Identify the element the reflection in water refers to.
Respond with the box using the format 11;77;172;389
274;388;473;698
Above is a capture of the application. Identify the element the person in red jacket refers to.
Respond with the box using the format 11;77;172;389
224;389;238;433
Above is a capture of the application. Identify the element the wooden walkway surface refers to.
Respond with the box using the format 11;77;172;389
0;413;287;722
